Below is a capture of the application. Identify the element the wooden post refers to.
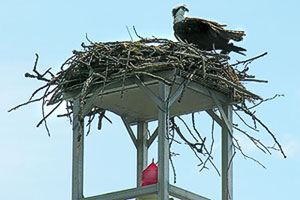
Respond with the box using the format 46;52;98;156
157;82;170;200
137;121;148;187
72;99;84;200
221;104;233;200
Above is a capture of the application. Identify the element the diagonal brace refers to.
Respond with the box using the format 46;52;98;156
121;116;137;148
169;79;190;106
147;127;158;148
133;77;164;109
209;91;233;135
81;87;104;117
206;109;224;127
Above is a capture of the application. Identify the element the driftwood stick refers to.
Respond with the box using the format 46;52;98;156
36;101;63;128
234;104;287;158
134;72;172;85
231;52;268;67
206;73;263;99
8;97;43;112
240;78;268;83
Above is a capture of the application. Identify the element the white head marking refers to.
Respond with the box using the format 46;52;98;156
172;5;189;24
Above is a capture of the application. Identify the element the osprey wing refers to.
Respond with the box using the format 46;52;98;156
187;17;246;42
173;18;218;46
173;17;246;55
187;17;227;27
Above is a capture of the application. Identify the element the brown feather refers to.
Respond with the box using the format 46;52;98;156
173;17;246;55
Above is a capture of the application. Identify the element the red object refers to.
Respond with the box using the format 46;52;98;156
141;159;158;186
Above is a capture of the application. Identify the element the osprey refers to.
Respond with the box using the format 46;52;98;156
172;5;246;55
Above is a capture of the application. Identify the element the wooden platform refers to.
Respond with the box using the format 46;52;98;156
64;69;236;124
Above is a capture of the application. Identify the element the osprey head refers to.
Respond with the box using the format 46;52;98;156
172;4;189;17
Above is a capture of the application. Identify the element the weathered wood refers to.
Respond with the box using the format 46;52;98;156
157;82;170;200
147;127;158;148
137;122;148;186
84;184;157;200
221;104;233;200
169;184;211;200
72;98;84;200
121;116;137;148
134;77;164;110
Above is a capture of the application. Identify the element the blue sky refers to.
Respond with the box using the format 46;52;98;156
1;0;300;199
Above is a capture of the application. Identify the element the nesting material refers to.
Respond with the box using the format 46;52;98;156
45;38;265;106
9;37;286;167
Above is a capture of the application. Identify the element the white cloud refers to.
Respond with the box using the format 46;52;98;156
234;133;258;153
282;135;300;159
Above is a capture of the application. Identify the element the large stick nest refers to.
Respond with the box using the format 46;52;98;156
45;38;264;105
9;37;286;176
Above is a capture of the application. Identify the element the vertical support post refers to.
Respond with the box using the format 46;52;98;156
72;99;84;200
157;82;170;200
221;104;233;200
137;121;148;187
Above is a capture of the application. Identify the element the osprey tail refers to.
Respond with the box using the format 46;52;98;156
222;30;246;42
221;43;247;56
